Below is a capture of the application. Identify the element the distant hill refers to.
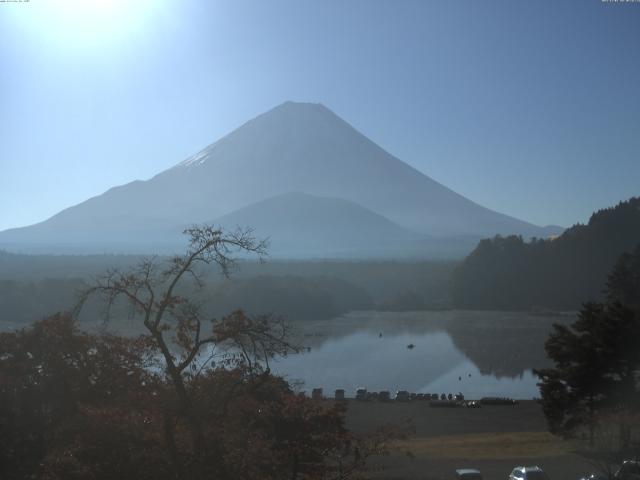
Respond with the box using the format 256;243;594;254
452;197;640;310
212;192;427;258
203;275;374;321
0;253;457;328
0;101;560;256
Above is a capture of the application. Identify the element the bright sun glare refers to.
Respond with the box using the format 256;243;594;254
17;0;158;49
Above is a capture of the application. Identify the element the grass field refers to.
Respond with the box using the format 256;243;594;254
395;431;576;460
341;400;591;480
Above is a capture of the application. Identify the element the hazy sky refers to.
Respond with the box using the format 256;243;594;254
1;0;639;231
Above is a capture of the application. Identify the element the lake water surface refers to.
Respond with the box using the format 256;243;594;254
270;310;575;399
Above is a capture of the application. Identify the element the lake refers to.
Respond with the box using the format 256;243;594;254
270;310;575;400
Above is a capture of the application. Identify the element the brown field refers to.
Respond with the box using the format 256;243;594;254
340;400;591;480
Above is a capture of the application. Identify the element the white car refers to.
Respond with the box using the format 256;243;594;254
509;466;550;480
456;468;483;480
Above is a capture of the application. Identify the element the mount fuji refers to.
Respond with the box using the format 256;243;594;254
0;101;561;257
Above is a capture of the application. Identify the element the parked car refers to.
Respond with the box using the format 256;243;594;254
580;461;640;480
456;468;483;480
379;390;391;402
464;400;481;408
509;466;550;480
355;388;367;401
616;460;640;480
395;390;410;402
334;389;345;401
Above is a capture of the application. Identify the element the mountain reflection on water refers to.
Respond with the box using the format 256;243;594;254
271;310;575;399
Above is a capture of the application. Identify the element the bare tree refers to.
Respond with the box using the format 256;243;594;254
75;225;296;477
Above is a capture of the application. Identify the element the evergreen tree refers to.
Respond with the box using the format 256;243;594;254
535;246;640;443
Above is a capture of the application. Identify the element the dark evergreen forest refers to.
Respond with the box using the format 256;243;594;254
453;197;640;310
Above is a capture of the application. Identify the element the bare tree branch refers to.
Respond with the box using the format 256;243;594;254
73;224;281;473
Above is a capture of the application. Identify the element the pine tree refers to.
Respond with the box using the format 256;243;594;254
535;245;640;443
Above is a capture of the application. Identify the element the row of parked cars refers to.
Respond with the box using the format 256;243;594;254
309;388;518;406
455;461;640;480
351;388;465;402
355;388;456;402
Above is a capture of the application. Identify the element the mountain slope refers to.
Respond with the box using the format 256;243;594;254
211;192;423;258
0;101;561;254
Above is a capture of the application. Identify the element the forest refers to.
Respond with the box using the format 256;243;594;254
0;253;454;330
452;197;640;310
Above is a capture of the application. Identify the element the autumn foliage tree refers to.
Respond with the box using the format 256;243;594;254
0;314;393;480
73;226;283;476
0;226;397;480
0;313;160;480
